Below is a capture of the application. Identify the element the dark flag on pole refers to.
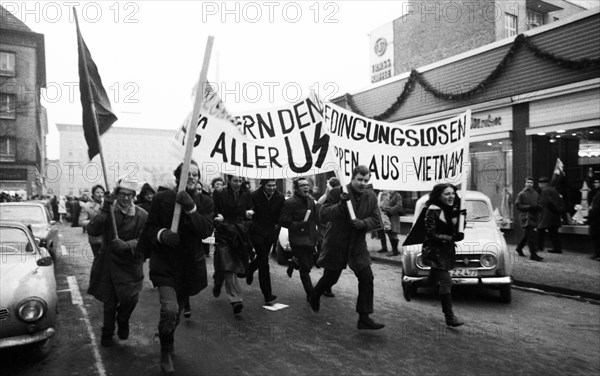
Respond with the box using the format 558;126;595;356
74;9;117;160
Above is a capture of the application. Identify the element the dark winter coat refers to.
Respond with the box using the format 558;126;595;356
212;185;252;274
421;204;459;271
588;191;600;239
378;190;405;233
280;192;318;248
135;183;155;213
515;187;541;228
87;205;148;303
145;189;214;296
538;186;565;229
249;188;284;245
318;185;380;272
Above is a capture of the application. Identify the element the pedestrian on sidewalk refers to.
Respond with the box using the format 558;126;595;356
588;178;600;260
376;190;405;256
515;176;544;261
246;179;285;304
79;184;105;257
87;178;148;347
316;177;341;298
212;175;253;315
135;183;155;213
401;183;465;327
311;165;385;330
143;161;214;375
280;177;319;303
537;177;565;254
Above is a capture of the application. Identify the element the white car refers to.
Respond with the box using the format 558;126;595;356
401;190;513;303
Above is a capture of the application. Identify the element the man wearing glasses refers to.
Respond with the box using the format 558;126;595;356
87;178;148;347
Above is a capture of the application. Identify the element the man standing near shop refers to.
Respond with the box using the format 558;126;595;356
144;160;214;375
515;176;544;261
311;165;385;330
537;177;565;254
246;179;285;304
280;177;319;302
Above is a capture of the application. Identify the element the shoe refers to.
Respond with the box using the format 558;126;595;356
323;290;335;298
402;281;412;302
445;315;465;327
213;284;222;298
160;351;175;375
309;292;320;312
117;320;129;340
377;249;388;253
387;250;400;257
232;302;243;315
101;333;114;347
264;294;277;303
357;317;385;330
246;272;254;285
548;249;562;254
516;249;525;257
286;265;294;278
530;254;544;262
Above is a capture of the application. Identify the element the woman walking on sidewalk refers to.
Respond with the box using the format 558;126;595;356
402;183;465;327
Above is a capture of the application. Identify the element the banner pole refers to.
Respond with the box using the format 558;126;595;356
458;109;471;233
333;169;356;220
171;36;215;233
74;8;118;239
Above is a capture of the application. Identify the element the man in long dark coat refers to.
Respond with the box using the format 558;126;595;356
143;161;214;375
87;178;147;347
537;176;565;253
515;176;544;261
310;165;385;330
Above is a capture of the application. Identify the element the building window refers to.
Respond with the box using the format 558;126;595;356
0;51;16;76
0;93;16;119
526;10;544;30
0;137;16;162
504;13;518;38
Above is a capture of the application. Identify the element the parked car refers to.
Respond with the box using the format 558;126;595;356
401;190;513;303
0;202;59;262
0;221;57;358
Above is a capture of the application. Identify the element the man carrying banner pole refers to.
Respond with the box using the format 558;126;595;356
144;36;215;375
310;165;385;330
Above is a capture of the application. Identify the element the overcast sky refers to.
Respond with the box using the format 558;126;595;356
1;0;596;159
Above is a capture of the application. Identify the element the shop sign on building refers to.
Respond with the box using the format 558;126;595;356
369;22;394;84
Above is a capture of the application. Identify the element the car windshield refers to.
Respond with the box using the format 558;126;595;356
0;205;47;224
0;227;31;254
465;200;491;222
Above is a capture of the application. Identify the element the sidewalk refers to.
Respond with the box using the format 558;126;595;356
366;235;600;301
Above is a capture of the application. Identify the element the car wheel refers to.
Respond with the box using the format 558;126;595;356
276;242;288;265
499;285;512;303
30;338;52;360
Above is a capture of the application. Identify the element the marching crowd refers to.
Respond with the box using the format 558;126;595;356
7;165;600;375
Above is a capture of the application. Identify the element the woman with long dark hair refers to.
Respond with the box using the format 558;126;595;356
402;183;465;327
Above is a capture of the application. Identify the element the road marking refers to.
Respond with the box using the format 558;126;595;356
67;276;106;376
60;245;68;256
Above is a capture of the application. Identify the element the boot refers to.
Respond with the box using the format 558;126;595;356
159;335;175;375
357;314;385;330
530;252;544;262
441;293;464;327
117;318;129;340
401;280;412;302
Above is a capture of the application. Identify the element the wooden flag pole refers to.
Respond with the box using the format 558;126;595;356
74;8;119;239
171;36;215;233
458;109;471;233
333;169;356;220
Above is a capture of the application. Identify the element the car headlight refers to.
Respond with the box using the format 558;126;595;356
17;298;47;322
480;254;497;268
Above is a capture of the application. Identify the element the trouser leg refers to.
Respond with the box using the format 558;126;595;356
516;231;528;251
116;294;139;323
355;266;374;314
377;230;388;251
224;272;242;303
294;246;314;296
102;292;118;336
537;228;546;251
158;286;179;354
313;268;342;297
255;241;273;298
388;232;399;251
526;226;539;255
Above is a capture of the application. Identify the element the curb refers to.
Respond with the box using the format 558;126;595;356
370;255;600;302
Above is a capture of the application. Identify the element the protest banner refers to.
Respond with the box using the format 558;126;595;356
323;102;471;191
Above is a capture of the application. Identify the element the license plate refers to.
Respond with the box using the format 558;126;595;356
450;269;478;277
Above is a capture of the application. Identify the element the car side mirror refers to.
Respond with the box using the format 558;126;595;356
36;256;53;267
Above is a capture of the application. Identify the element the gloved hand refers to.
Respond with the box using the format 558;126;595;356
102;193;115;212
340;192;350;202
160;229;180;247
176;191;196;213
110;238;130;252
452;232;465;242
351;219;366;230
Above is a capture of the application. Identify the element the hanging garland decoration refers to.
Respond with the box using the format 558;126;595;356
345;33;600;120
